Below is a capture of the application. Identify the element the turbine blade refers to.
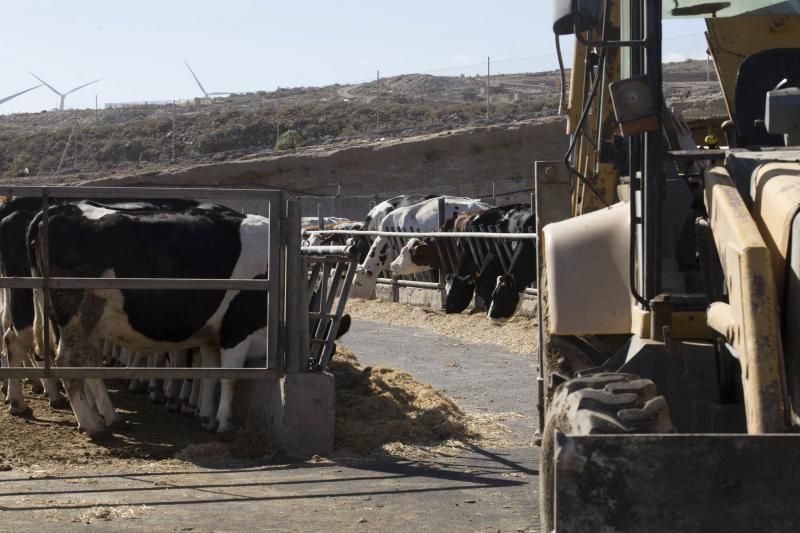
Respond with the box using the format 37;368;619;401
65;79;101;95
28;72;62;96
184;60;209;97
208;92;233;96
0;84;42;105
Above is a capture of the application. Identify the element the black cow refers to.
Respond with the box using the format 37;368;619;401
445;204;535;320
27;199;270;439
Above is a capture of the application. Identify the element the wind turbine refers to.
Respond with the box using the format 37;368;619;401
184;61;235;98
28;72;100;111
0;84;42;106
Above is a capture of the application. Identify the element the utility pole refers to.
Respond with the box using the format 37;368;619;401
171;101;176;161
74;111;78;168
376;70;381;132
486;56;490;121
276;105;281;146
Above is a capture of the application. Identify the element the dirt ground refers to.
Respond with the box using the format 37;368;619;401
346;297;537;355
0;310;539;530
0;346;516;475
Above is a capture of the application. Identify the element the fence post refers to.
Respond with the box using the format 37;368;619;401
437;197;447;308
267;191;286;370
285;199;308;373
492;180;497;204
317;203;324;230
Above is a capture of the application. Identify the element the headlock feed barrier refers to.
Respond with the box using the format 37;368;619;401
306;196;538;307
0;186;356;381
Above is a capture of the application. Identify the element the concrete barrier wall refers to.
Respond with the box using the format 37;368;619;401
84;119;568;205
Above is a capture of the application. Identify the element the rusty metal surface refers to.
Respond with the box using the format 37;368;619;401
704;166;787;433
555;434;800;532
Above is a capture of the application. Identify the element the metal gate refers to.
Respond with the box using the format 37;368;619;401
0;187;350;382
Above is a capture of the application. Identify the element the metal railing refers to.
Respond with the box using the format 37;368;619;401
0;186;285;380
306;195;539;304
305;225;539;302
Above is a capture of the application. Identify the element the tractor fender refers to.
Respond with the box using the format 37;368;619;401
543;201;631;335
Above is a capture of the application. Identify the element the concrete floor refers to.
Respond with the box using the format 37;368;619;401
0;320;540;532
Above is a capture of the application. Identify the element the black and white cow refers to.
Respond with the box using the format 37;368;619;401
0;197;68;415
352;197;491;297
444;204;535;320
363;194;436;231
389;210;485;275
27;199;270;439
303;220;370;262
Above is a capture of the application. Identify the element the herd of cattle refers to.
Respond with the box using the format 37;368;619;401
0;192;534;442
303;194;536;321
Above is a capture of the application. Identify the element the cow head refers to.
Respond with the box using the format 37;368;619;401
390;237;439;275
487;274;521;322
445;273;476;314
352;236;392;298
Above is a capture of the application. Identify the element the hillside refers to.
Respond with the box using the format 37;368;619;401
0;60;723;180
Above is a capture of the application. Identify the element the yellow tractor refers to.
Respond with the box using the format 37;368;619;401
537;1;800;530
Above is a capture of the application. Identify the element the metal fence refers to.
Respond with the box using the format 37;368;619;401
0;187;355;380
305;211;538;311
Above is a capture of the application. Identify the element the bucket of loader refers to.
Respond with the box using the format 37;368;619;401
552;433;800;532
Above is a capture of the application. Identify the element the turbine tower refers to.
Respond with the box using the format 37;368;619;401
0;84;42;106
184;61;235;98
28;72;100;111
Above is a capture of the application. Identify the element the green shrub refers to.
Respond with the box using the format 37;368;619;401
276;130;304;150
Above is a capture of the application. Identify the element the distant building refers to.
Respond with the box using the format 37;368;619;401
104;99;193;109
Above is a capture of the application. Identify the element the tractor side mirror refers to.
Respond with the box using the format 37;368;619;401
552;0;603;35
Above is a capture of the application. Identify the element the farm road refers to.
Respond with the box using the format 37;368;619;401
0;321;540;531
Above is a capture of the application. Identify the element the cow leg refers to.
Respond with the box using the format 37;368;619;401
42;377;68;409
184;378;200;416
148;353;166;404
3;329;31;417
165;350;186;412
64;378;108;439
20;327;68;409
55;324;110;440
128;352;148;393
178;379;192;412
216;338;254;434
86;378;126;429
0;343;8;396
100;340;113;365
28;367;44;395
198;346;219;431
118;346;130;367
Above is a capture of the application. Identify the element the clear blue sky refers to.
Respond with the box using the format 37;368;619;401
0;0;707;114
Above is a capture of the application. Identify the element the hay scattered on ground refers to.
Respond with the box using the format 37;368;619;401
174;429;275;467
76;505;148;524
345;298;537;355
331;347;516;458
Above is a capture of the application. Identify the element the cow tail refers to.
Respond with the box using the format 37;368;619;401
26;211;55;359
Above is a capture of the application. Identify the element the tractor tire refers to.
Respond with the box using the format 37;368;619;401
539;373;674;533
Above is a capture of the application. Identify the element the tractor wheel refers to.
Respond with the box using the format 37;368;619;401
539;373;673;532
